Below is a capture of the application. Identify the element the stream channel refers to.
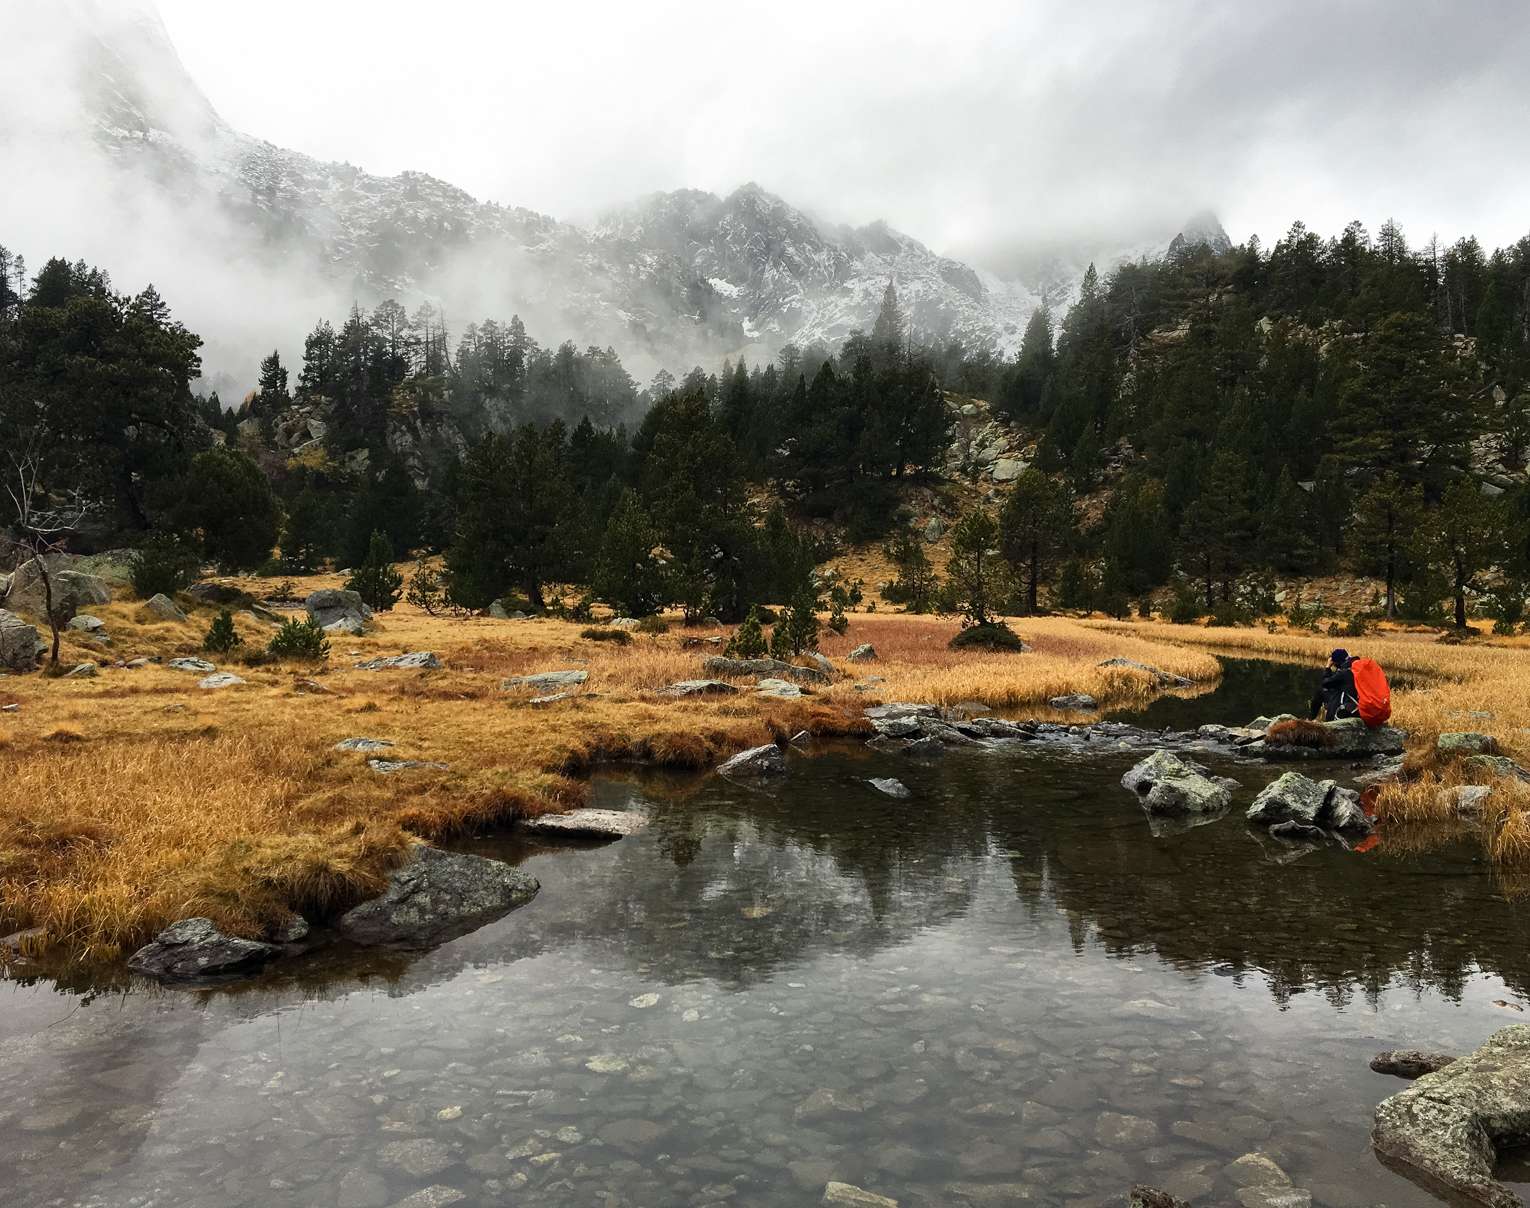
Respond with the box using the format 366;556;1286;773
3;659;1527;1207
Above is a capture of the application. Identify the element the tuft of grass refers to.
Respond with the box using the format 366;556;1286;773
1266;719;1336;749
580;626;633;646
43;726;86;744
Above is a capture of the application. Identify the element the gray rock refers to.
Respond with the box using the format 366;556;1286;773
849;643;878;662
66;614;105;633
1269;820;1326;842
186;582;247;606
869;778;912;799
1464;754;1530;781
335;846;539;949
1371;1049;1458;1079
324;615;369;636
198;672;245;690
1247;772;1373;835
520;809;647;839
1259;716;1407;759
529;691;579;705
63;661;99;679
864;703;941;721
1372;1024;1530;1206
336;1169;389;1208
703;655;830;685
608;617;642;631
1049;693;1098;711
356;651;441;671
923;517;944;543
501;669;586;691
1121;750;1233;815
334;737;396;752
168;656;216;672
1223;1153;1292;1188
992;456;1026;482
757;677;804;699
718;743;787;777
305;588;372;633
805;651;836;676
488;600;530;620
1438;731;1499;756
1235;1190;1310;1208
387;1187;466;1208
368;758;449;774
0;608;43;672
661;679;739;697
5;560;111;621
142;593;187;621
1130;1189;1190;1208
1098;657;1193;689
823;1183;898;1207
1442;784;1495;817
127;917;280;981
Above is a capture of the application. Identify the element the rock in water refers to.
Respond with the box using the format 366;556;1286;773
127;918;280;981
305;588;373;633
718;744;787;777
1121;750;1233;815
520;809;648;839
0;608;43;672
868;778;912;798
822;1183;898;1207
335;846;539;949
1372;1023;1530;1206
1049;693;1098;711
1247;772;1373;835
1129;1189;1191;1208
1371;1049;1458;1079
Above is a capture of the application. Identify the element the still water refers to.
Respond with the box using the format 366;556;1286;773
3;662;1526;1207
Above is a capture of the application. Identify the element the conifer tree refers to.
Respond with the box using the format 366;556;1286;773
593;488;665;617
346;530;403;612
999;469;1074;613
1350;473;1424;618
944;509;1004;628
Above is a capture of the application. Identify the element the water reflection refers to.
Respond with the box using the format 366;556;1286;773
2;668;1526;1207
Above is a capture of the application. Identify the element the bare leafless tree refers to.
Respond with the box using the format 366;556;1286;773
4;433;93;668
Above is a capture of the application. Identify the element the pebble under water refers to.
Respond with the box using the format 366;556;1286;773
3;660;1528;1207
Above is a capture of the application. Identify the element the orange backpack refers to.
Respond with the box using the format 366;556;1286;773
1350;657;1391;728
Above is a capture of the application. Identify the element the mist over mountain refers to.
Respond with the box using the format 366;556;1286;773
2;0;1221;394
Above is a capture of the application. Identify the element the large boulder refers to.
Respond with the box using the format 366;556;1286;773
3;558;111;623
1372;1024;1530;1207
335;845;540;949
1121;750;1233;815
141;593;187;622
718;743;787;777
127;918;280;981
305;589;373;633
0;608;43;672
1259;717;1406;759
1247;772;1373;835
703;655;830;685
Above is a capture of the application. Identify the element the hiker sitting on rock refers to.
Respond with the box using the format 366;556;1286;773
1309;648;1360;721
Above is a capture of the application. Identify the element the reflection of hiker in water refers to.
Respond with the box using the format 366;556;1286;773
1309;648;1360;720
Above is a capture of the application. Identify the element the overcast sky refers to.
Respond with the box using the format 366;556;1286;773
145;0;1530;270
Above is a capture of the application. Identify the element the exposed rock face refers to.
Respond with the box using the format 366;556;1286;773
1372;1024;1530;1207
520;809;648;839
501;669;587;691
1257;717;1406;759
0;609;44;672
717;744;787;777
356;651;441;671
1120;750;1233;816
335;846;540;949
127;918;280;981
1247;772;1373;835
661;679;738;697
1098;657;1193;689
305;589;373;633
702;655;830;685
4;558;112;622
1371;1050;1458;1079
141;593;187;621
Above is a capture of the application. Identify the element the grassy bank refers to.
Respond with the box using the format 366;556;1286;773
0;589;1219;964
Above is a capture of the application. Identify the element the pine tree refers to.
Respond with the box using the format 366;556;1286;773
944;509;1005;627
404;559;444;616
593;488;665;617
1177;452;1254;609
256;350;289;409
203;609;243;654
346;530;403;612
871;280;906;360
725;607;769;659
999;469;1074;613
1350;473;1424;618
883;530;938;612
1416;477;1503;628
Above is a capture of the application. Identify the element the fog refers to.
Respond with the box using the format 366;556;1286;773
152;0;1530;261
3;0;1528;395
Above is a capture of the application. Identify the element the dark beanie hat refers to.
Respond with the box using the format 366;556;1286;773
1330;648;1349;665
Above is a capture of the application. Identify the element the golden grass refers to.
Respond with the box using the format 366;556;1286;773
1;580;1231;962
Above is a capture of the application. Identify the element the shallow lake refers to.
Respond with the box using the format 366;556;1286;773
3;659;1526;1207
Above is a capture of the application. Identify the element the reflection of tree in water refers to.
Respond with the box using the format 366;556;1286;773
944;752;1530;1004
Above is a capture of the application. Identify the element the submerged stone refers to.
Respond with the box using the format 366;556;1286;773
335;845;539;949
1371;1049;1458;1079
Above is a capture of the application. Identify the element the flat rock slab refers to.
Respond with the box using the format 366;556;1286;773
662;679;739;697
168;657;216;672
356;652;441;671
335;737;395;752
757;677;804;699
127;917;279;982
501;669;587;691
336;845;540;949
368;758;449;774
198;672;245;690
703;655;830;685
1049;693;1098;710
1373;1023;1530;1207
521;809;648;840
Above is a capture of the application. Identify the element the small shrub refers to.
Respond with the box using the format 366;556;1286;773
203;609;243;653
405;560;444;616
1135;597;1154;619
267;617;331;661
1167;583;1202;624
254;557;285;578
948;622;1027;652
1338;615;1371;638
636;616;670;635
344;531;402;612
580;627;632;646
131;533;199;600
770;583;821;658
726;607;769;659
